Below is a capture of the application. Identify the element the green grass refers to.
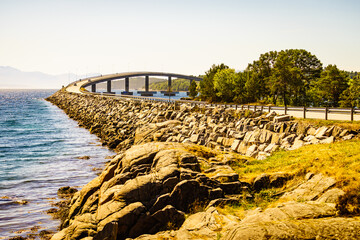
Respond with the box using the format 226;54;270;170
217;188;282;219
218;138;360;217
232;139;360;193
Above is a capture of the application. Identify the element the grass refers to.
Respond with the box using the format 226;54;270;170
187;133;360;217
231;139;360;189
294;118;360;131
217;138;360;217
217;188;282;219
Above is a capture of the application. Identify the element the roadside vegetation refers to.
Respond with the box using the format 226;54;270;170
199;49;360;108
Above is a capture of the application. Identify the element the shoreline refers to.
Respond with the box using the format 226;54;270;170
45;90;360;240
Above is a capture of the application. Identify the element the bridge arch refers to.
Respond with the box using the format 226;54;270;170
77;71;202;96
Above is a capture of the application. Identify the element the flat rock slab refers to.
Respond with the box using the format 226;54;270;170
224;217;360;240
241;201;336;225
280;173;336;201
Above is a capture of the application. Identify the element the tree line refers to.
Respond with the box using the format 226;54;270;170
149;78;192;91
198;49;360;108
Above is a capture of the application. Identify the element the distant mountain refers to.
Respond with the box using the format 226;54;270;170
0;66;98;89
0;66;168;90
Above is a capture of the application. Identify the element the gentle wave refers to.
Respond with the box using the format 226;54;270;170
0;90;114;238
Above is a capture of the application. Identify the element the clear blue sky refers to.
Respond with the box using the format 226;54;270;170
1;0;359;76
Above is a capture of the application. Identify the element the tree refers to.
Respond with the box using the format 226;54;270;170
340;75;360;107
199;64;229;102
213;68;239;102
246;51;278;102
245;49;322;105
233;71;247;103
315;65;348;107
268;51;302;107
284;49;322;105
189;80;198;98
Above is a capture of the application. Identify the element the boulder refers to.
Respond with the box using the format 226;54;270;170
315;126;328;138
252;173;270;191
290;138;305;150
168;179;209;212
134;120;181;144
231;139;241;151
273;115;291;123
321;136;335;144
245;144;258;157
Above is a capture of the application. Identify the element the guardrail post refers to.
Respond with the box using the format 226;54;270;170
261;105;263;113
325;107;328;120
241;105;244;110
269;106;271;112
254;105;257;112
351;107;354;121
303;107;306;119
247;105;250;110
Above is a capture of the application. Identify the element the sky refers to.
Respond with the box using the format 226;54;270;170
1;0;359;79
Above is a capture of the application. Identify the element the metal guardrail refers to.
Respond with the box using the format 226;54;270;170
77;90;359;121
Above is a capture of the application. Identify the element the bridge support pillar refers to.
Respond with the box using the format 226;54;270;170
105;80;115;94
121;77;133;95
168;76;172;90
163;76;175;96
91;84;96;92
145;76;149;92
140;75;154;96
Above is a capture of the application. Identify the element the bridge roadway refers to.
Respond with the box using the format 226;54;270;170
65;72;360;121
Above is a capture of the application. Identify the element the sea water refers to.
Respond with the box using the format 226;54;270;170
0;90;114;239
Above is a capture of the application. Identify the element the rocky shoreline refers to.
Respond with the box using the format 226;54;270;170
46;91;357;158
45;90;360;240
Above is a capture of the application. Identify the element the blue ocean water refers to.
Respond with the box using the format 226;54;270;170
0;90;114;239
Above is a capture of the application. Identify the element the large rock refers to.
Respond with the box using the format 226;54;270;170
280;173;336;202
53;142;236;240
134;120;181;144
224;217;360;240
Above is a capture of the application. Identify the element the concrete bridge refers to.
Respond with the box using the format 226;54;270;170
67;71;202;96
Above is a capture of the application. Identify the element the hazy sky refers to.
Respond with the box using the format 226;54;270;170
1;0;359;76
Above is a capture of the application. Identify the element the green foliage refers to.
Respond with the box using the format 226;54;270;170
199;63;229;102
246;50;278;101
198;49;358;107
268;51;303;106
313;65;349;107
213;68;239;102
189;80;198;98
340;75;360;107
149;78;192;91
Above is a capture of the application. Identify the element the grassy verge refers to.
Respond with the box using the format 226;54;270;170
234;139;360;190
294;118;360;131
218;138;360;217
